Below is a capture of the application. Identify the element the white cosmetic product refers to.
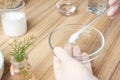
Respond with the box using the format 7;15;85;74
69;27;86;43
0;51;4;80
1;11;27;37
69;32;79;43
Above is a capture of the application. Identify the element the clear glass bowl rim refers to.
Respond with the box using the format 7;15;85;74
48;24;105;63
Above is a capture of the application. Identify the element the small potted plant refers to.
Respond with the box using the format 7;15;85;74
9;36;34;80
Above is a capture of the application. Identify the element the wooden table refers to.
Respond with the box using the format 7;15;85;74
1;0;120;80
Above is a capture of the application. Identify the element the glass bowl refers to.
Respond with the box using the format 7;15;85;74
48;24;105;63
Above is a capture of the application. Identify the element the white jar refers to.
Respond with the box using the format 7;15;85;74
1;1;27;37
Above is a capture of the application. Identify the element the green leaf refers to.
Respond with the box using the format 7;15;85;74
9;36;34;62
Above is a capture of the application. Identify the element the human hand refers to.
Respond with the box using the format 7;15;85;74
53;44;98;80
108;0;120;17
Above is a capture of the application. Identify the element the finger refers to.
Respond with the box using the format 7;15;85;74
109;0;119;6
54;47;72;64
54;56;61;70
53;56;62;80
73;45;82;62
107;5;119;17
64;43;72;56
82;52;93;73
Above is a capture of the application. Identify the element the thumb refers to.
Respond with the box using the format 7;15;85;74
54;47;72;64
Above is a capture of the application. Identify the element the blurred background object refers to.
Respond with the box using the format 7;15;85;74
56;0;81;16
87;0;107;14
0;51;4;80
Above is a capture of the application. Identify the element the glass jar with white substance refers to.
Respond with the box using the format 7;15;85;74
1;1;27;37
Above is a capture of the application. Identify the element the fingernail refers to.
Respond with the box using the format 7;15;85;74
109;0;114;6
107;7;115;16
107;6;118;17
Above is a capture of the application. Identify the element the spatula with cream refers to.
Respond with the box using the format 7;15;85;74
69;1;120;43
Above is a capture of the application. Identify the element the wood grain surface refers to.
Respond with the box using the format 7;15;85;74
0;0;120;80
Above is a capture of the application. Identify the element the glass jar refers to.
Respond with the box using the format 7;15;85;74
56;0;81;16
10;56;32;80
1;1;27;37
87;0;107;14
